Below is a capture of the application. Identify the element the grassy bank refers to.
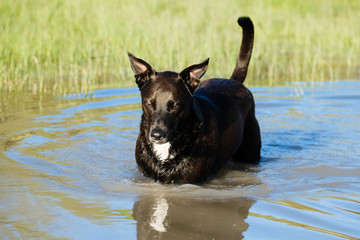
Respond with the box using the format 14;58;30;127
1;0;359;95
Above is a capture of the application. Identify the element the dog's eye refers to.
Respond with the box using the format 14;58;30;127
145;102;154;109
167;101;179;111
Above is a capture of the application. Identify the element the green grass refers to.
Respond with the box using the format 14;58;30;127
1;0;359;95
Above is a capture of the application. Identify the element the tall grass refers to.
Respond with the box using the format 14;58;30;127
1;0;359;95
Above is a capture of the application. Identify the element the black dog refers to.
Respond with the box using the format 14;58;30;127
128;17;261;184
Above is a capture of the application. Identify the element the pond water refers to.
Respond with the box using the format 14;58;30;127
1;81;360;239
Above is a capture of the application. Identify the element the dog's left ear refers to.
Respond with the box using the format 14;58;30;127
128;52;155;89
179;58;209;94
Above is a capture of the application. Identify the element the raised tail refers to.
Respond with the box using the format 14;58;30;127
230;17;254;83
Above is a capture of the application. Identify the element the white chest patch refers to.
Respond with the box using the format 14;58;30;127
152;142;174;161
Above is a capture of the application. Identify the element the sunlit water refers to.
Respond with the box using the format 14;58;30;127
1;81;359;239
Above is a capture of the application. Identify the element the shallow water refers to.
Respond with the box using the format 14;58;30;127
1;81;360;239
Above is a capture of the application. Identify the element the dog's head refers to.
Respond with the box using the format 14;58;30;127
128;52;208;146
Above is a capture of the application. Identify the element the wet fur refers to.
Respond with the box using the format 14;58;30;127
129;17;261;184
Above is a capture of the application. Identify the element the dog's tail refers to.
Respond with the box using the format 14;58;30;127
230;17;254;83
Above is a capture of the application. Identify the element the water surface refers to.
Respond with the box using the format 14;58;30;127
1;81;360;239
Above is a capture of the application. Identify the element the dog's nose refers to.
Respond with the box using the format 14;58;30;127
151;129;166;141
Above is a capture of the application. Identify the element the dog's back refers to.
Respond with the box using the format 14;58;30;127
194;77;260;171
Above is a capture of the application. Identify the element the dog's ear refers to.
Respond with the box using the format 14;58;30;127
128;52;155;89
179;58;209;94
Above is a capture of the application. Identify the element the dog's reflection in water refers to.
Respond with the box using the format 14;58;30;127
132;195;255;239
149;197;169;233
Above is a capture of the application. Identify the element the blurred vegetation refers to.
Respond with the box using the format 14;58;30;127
1;0;359;95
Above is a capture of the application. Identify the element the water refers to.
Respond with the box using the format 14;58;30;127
1;81;360;239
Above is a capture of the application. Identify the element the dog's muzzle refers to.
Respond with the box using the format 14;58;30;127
149;111;172;144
